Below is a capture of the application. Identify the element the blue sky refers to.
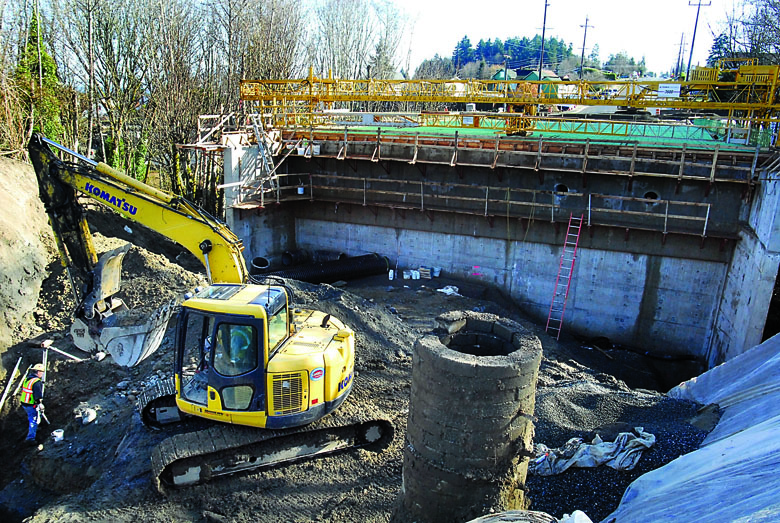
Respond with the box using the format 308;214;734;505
393;0;739;74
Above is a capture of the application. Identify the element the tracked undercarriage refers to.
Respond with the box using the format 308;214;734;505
138;378;393;492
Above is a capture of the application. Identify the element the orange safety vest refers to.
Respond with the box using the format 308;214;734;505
19;376;41;405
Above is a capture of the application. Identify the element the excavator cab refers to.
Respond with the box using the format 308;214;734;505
180;313;264;410
171;283;358;430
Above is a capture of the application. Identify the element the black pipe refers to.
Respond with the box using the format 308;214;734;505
282;249;310;266
250;257;270;275
311;250;348;263
265;253;389;284
249;255;284;275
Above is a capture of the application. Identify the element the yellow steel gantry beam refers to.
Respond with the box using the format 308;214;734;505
240;62;780;143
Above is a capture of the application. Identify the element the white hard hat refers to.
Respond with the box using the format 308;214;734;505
32;363;45;372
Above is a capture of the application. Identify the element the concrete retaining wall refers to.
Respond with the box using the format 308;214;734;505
295;218;726;358
223;142;780;365
709;177;780;366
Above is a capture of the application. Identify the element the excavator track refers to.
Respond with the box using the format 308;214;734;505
137;377;182;429
151;415;393;492
139;378;393;492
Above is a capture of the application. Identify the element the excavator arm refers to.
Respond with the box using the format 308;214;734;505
28;134;250;365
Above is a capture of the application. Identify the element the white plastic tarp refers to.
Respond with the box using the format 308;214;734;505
602;333;780;522
529;428;655;476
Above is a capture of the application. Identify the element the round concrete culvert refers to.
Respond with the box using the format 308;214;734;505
397;310;543;523
448;331;516;356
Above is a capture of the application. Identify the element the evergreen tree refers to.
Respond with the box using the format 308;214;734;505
707;33;732;67
475;39;489;62
589;44;601;68
369;37;397;79
14;5;64;140
603;51;645;77
452;36;474;73
492;38;505;63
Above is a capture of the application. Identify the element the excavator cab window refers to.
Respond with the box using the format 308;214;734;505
180;312;215;405
267;306;288;352
213;323;258;377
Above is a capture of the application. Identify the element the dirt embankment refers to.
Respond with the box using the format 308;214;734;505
0;157;55;354
0;158;710;523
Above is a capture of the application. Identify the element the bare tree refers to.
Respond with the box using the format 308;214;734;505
54;0;154;170
724;0;780;64
307;0;377;79
207;0;252;107
368;0;405;79
143;0;206;194
242;0;305;80
0;0;27;155
746;1;780;63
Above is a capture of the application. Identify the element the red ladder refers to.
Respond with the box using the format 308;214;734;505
546;213;584;340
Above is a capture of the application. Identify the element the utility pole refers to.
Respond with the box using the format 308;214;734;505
503;54;510;111
538;0;550;86
686;0;711;79
579;16;594;79
675;33;686;78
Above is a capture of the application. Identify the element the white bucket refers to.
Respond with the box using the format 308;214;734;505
297;186;304;195
433;267;442;277
403;270;411;279
51;429;64;442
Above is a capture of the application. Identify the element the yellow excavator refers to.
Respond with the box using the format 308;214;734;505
28;134;392;490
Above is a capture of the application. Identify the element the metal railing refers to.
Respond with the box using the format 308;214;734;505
237;171;713;237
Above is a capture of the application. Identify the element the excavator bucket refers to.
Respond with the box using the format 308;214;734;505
70;304;175;367
96;301;175;367
69;245;176;366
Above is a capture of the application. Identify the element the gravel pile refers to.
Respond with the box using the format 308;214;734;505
525;355;709;521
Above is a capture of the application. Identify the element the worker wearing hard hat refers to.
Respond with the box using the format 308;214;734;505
19;363;45;444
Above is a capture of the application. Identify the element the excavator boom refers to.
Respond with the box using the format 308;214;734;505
28;134;250;365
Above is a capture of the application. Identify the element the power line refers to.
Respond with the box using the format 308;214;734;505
676;33;687;78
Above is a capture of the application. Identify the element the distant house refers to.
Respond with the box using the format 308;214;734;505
490;69;518;92
522;69;560;96
491;69;518;81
